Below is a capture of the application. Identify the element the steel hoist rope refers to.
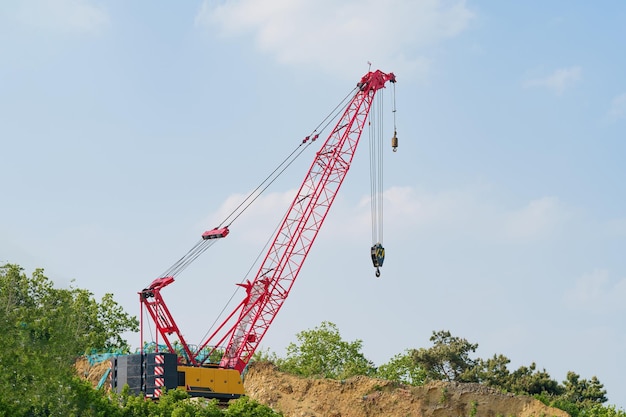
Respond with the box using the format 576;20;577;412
369;91;385;277
368;81;398;277
157;87;359;281
195;87;361;347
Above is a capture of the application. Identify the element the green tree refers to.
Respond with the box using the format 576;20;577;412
115;387;274;417
563;371;608;405
410;330;478;382
376;350;426;386
224;396;283;417
276;321;375;379
252;347;281;364
0;264;138;416
474;354;512;388
503;362;562;396
578;404;626;417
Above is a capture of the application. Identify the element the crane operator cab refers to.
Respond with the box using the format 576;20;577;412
371;243;385;277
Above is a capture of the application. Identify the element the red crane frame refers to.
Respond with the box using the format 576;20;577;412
139;70;396;372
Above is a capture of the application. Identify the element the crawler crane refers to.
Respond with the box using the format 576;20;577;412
111;69;397;399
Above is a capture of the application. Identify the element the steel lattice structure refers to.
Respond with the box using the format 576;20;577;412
140;70;396;373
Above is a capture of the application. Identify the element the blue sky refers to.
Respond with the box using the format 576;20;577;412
1;0;625;408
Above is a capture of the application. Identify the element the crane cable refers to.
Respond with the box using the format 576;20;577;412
195;87;363;348
157;86;359;280
392;81;398;152
369;82;398;277
216;86;357;230
368;91;385;277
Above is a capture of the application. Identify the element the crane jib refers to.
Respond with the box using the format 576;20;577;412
220;69;397;371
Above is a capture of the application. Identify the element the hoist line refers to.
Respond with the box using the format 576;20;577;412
195;207;288;350
392;81;398;132
218;86;359;230
196;86;361;348
369;107;377;244
217;144;309;229
317;87;360;133
378;93;385;244
154;86;359;281
141;302;156;348
159;238;220;278
368;91;385;245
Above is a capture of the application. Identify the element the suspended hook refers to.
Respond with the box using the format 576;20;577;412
370;243;385;278
391;130;398;152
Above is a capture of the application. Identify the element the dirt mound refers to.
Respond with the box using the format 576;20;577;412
75;356;111;389
76;358;571;416
243;362;570;417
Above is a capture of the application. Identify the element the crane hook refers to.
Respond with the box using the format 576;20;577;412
391;130;398;152
371;243;385;278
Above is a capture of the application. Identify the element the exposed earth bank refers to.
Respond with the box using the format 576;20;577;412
243;362;570;417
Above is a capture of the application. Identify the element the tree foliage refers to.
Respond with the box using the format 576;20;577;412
1;262;621;416
379;329;617;417
0;264;139;415
507;362;562;396
224;395;282;417
474;354;511;388
0;263;282;416
267;324;618;416
269;324;620;417
375;350;426;386
474;355;562;396
114;387;280;417
563;371;608;405
275;321;375;379
410;330;478;382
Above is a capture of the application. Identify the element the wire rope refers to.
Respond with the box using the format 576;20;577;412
154;87;358;282
194;87;360;346
217;86;358;229
369;90;385;246
142;302;155;348
195;207;289;349
378;95;384;245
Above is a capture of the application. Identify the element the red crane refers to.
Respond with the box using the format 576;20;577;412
132;69;396;398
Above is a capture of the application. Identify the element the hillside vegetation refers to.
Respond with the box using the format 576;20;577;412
2;264;625;417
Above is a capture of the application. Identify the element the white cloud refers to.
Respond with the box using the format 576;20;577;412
16;0;108;34
195;0;474;79
201;189;297;245
374;188;569;243
207;185;572;248
563;269;626;313
607;93;626;120
501;196;569;241
377;186;492;233
524;66;582;95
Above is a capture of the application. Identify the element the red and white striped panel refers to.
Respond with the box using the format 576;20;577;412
154;354;165;398
154;376;164;398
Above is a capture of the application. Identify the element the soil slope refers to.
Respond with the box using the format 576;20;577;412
243;362;570;417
